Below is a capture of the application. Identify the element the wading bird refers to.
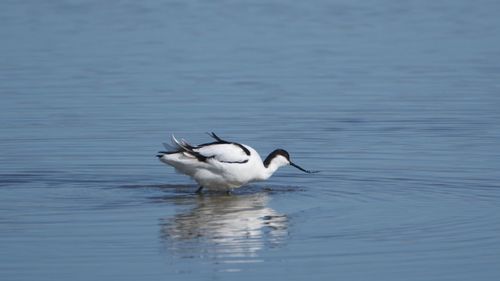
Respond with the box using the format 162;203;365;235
157;133;317;193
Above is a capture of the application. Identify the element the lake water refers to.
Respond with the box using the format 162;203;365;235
1;0;500;280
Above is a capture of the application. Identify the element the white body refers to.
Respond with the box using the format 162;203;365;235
157;133;317;192
158;133;315;191
159;143;288;190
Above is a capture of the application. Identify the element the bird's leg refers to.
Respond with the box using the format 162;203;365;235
195;186;204;194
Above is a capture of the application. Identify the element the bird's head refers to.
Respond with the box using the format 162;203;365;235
263;149;318;174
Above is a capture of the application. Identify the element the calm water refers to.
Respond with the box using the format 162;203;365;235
1;0;500;280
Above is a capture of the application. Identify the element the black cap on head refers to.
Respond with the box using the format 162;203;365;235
263;149;290;167
263;149;318;174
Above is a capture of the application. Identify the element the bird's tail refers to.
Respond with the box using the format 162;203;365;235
156;135;206;161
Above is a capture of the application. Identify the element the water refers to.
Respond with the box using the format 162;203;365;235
1;0;500;280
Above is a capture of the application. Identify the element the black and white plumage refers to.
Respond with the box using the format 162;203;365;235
157;133;317;192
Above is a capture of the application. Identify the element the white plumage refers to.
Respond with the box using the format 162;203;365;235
157;133;317;192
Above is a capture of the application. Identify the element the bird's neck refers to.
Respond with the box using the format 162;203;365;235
258;163;279;180
257;158;284;181
257;150;289;181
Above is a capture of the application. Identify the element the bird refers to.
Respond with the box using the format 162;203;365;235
156;132;318;193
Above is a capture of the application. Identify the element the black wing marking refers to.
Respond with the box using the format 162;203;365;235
199;132;251;156
157;133;251;164
160;135;208;162
217;159;249;164
208;132;224;142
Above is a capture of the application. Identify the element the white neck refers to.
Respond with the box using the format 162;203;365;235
257;155;289;181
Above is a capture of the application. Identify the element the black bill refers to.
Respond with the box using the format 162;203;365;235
290;162;319;174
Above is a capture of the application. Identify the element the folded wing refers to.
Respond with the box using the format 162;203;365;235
195;143;250;164
169;134;250;164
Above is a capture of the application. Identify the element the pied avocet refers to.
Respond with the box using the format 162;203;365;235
157;133;317;192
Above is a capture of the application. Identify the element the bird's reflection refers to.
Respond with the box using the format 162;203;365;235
160;191;287;262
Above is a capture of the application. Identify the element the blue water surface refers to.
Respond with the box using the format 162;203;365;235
1;1;500;280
